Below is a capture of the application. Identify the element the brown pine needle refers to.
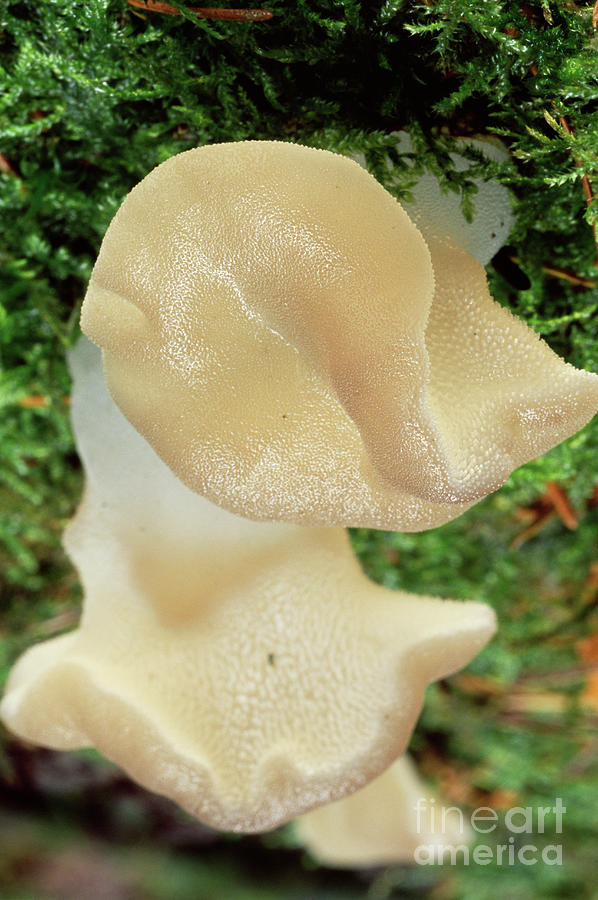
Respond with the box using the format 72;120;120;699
453;673;504;696
541;264;595;288
0;152;18;176
126;0;273;20
511;509;557;550
508;258;595;290
504;691;567;715
580;561;598;608
511;481;578;549
545;481;578;530
18;395;49;408
559;115;598;264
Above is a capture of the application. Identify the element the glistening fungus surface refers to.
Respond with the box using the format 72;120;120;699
80;141;598;528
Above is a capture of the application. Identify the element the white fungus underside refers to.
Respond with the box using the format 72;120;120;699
296;754;467;867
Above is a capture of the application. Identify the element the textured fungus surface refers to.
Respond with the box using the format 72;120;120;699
0;341;496;832
80;141;598;529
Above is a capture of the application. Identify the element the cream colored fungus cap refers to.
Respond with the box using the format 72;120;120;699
80;140;598;529
0;340;496;833
296;754;467;868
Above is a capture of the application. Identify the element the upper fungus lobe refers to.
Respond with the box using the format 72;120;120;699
79;140;598;530
0;340;496;832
